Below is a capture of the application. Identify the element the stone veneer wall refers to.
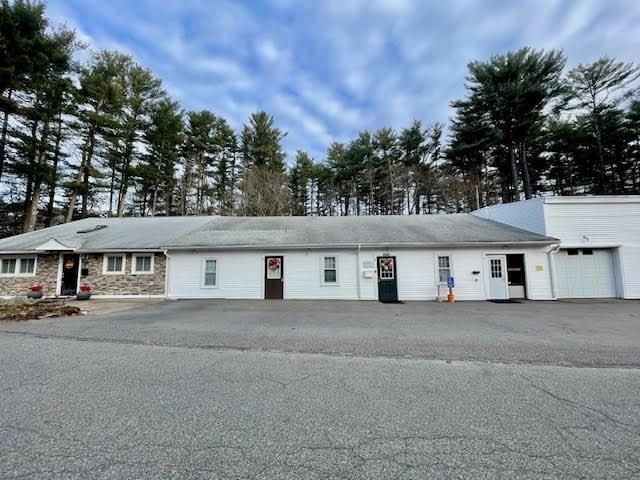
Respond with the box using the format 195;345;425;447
81;252;166;296
0;254;59;297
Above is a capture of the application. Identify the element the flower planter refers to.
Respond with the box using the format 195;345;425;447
75;291;91;301
26;291;43;300
76;283;92;300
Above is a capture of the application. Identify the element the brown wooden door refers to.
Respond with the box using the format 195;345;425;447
265;256;284;299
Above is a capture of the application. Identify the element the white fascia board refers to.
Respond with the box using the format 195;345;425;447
544;195;640;205
162;241;558;251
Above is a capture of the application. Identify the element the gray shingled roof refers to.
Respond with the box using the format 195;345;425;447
0;217;213;253
0;214;556;253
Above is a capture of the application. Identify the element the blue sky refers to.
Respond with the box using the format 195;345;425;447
46;0;640;162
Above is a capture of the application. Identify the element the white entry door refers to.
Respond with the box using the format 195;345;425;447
486;255;509;299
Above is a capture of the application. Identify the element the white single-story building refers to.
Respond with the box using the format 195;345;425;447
473;195;640;299
0;214;559;302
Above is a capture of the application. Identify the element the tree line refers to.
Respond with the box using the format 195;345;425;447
0;1;639;237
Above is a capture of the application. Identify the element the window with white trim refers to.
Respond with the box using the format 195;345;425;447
132;254;154;274
323;256;337;284
1;258;17;275
437;255;451;283
0;256;36;276
203;258;217;287
19;257;35;274
103;254;125;274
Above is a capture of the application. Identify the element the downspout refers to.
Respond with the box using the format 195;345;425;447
163;249;171;300
356;243;361;300
546;243;560;300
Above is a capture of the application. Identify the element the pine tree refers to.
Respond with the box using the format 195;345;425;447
141;97;183;215
66;50;127;221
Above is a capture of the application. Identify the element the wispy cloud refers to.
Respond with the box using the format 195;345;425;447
45;0;639;161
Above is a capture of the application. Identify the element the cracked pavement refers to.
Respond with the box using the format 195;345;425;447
1;300;639;479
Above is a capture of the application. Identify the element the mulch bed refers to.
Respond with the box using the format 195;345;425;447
0;299;81;321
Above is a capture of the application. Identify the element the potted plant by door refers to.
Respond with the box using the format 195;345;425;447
26;284;43;300
76;284;92;300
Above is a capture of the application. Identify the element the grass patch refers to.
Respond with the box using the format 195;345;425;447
0;298;81;321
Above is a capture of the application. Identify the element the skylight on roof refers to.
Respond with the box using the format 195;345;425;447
77;225;107;234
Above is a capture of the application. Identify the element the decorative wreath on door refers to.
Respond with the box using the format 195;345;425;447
268;258;281;271
380;258;393;271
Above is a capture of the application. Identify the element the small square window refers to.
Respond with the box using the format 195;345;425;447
134;255;153;273
104;255;125;273
324;269;337;283
567;249;579;256
1;258;16;274
582;249;593;255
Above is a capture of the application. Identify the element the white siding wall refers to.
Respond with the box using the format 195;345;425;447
473;198;547;235
545;202;640;299
168;251;264;299
167;246;554;300
282;250;360;300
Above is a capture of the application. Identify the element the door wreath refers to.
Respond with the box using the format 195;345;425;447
268;258;281;271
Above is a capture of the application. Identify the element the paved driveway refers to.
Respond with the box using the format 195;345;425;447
1;300;639;479
2;299;639;366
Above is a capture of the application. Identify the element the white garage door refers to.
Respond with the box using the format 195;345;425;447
555;248;617;298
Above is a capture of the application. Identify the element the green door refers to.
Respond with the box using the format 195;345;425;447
377;256;398;303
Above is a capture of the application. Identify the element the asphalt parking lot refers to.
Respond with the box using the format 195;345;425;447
1;300;639;479
2;298;639;366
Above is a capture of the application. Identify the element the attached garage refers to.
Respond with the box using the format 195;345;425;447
474;195;640;299
554;248;617;298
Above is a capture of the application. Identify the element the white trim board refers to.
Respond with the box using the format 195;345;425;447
89;294;166;299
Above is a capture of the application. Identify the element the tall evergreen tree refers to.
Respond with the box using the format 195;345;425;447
241;111;286;173
239;111;288;215
458;47;566;200
18;27;75;231
66;50;127;221
0;0;48;183
140;97;183;215
113;61;163;217
211;117;237;215
181;110;216;215
564;57;640;193
289;150;315;215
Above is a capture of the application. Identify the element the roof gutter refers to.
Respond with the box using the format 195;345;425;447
0;248;165;254
160;240;558;251
1;241;558;255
